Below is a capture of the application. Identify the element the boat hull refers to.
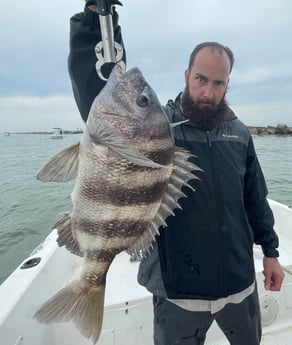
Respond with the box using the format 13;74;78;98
0;199;292;345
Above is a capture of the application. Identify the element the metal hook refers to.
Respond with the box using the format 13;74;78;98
94;0;125;80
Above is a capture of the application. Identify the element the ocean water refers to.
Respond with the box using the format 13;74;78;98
0;134;79;284
0;133;291;284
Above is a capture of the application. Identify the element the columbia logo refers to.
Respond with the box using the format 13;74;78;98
222;134;239;139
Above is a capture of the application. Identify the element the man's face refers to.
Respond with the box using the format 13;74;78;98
185;47;230;108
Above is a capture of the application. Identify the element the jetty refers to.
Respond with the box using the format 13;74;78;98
248;123;292;135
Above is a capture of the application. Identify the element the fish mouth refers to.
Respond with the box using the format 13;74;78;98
112;65;142;80
125;66;142;76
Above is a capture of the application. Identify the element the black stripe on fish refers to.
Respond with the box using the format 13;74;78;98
72;218;149;237
79;180;169;206
141;146;174;166
115;145;174;170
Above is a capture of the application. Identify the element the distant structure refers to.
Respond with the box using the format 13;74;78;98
248;123;292;135
50;128;64;139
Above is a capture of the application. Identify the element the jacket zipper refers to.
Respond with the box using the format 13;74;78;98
206;131;212;148
206;130;225;297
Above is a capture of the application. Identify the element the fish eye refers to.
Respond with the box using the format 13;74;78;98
137;94;149;108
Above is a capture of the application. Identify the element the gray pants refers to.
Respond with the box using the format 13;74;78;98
153;289;261;345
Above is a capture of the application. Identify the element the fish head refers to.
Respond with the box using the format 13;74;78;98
88;65;173;145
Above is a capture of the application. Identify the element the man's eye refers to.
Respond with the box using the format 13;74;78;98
196;76;206;83
214;81;226;87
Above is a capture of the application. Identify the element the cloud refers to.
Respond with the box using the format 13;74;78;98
0;96;83;132
233;99;292;127
1;0;292;129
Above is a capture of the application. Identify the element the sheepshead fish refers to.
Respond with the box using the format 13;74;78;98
34;66;200;343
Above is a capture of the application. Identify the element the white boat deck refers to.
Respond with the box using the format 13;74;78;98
0;199;292;345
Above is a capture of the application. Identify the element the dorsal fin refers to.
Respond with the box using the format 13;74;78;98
127;147;202;257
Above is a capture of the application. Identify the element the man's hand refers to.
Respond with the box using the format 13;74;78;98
262;257;285;291
85;0;97;12
85;0;123;13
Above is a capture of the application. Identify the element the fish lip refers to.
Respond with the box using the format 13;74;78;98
112;64;124;78
115;66;142;80
109;65;143;87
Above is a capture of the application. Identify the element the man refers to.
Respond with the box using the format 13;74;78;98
68;2;284;344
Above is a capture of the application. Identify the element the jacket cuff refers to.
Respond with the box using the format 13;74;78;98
262;247;279;257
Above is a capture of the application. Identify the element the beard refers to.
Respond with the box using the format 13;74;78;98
181;86;230;131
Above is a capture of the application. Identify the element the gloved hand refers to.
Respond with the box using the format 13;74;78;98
83;0;121;32
85;0;97;12
85;0;122;14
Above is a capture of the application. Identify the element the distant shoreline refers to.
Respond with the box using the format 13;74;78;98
3;124;292;136
248;124;292;135
4;130;84;135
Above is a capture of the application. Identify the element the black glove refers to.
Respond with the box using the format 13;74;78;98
83;1;121;32
85;0;122;15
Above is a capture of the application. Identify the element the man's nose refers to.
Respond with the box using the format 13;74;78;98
202;83;215;99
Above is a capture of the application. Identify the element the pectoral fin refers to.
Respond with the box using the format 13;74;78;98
88;121;170;169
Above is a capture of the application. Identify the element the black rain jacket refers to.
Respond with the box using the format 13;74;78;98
137;96;279;299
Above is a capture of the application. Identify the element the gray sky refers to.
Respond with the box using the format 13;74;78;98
1;0;292;132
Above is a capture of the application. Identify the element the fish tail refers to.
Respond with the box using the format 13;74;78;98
33;280;105;344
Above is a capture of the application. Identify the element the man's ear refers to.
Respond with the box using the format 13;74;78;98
184;69;190;85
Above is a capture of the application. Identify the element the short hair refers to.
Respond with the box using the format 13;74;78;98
188;42;234;73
